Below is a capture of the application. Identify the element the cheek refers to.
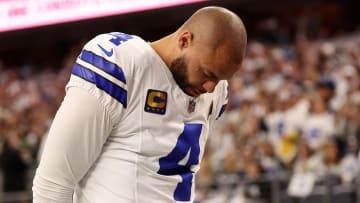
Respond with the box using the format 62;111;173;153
186;66;198;81
184;62;201;83
189;68;207;86
184;53;208;86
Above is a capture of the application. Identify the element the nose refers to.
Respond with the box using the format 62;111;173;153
202;80;218;93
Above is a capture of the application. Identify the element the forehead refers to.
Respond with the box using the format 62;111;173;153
197;45;240;79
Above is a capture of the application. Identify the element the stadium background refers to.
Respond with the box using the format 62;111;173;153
0;0;360;202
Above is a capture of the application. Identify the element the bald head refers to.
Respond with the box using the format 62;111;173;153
150;7;247;96
177;6;247;64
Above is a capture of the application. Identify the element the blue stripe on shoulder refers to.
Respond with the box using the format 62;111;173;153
79;50;126;84
216;104;227;120
72;63;127;108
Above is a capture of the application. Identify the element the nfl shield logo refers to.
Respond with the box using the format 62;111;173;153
188;99;196;113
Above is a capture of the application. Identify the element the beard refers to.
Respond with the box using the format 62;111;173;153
169;55;192;96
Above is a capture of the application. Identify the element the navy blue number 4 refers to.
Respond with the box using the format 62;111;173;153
97;32;133;57
158;123;203;201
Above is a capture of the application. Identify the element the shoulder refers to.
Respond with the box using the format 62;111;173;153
66;32;151;122
71;32;153;87
85;32;151;68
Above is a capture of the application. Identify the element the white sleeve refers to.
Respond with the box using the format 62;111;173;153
32;86;114;202
215;80;229;120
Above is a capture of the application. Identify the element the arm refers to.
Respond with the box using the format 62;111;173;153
33;86;114;202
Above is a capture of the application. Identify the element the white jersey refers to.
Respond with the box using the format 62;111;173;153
33;32;228;203
301;112;335;150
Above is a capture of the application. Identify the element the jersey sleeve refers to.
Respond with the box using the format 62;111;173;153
66;32;135;123
33;33;136;202
33;87;114;202
214;80;229;120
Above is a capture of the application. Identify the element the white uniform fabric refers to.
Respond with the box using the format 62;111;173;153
33;32;228;203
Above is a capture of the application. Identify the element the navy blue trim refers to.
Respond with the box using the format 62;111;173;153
72;63;127;108
216;104;227;120
79;50;126;84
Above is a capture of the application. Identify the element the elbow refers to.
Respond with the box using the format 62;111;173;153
33;170;74;203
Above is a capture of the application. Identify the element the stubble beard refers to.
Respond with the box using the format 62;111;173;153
169;56;192;96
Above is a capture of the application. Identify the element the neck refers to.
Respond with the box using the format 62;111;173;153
149;35;174;68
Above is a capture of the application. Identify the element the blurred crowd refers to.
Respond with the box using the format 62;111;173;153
196;33;360;202
0;29;360;203
0;44;82;192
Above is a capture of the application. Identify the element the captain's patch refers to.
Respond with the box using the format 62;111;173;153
144;89;167;115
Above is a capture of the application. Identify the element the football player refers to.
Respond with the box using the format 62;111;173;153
33;6;247;202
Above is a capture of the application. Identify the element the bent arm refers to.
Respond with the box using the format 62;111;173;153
33;87;114;202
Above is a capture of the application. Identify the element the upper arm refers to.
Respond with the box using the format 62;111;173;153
33;33;137;201
41;87;114;181
33;87;114;202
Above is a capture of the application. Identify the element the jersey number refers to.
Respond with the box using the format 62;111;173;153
158;123;202;201
97;32;133;57
108;32;133;46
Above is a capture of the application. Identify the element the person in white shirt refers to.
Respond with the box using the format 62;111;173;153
309;138;345;182
301;94;335;151
32;6;247;203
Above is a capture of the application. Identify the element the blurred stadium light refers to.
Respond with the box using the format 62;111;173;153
0;0;206;32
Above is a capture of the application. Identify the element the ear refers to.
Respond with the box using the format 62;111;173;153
178;31;193;50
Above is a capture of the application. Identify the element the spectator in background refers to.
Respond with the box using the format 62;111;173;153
0;42;82;196
264;82;307;166
225;98;259;139
239;145;259;176
196;145;214;190
340;136;359;184
309;137;358;184
336;90;360;140
263;90;288;150
0;129;32;192
351;92;360;146
332;65;358;110
257;139;282;176
315;77;336;111
293;140;314;173
301;94;335;151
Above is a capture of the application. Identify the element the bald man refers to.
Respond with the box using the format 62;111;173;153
33;6;246;203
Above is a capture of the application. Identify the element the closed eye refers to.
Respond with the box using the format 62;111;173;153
207;72;218;80
201;68;219;81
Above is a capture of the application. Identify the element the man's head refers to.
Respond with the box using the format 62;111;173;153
152;6;247;97
316;77;335;104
